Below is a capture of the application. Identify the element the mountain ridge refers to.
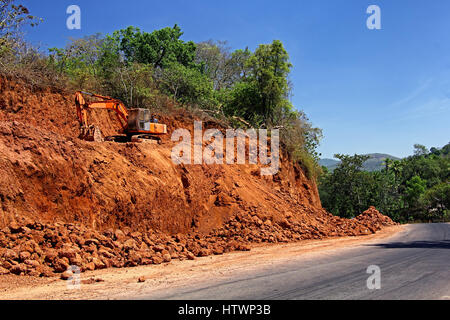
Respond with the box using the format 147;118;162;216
319;153;401;172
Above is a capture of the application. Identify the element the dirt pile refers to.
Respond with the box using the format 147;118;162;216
0;207;396;277
0;217;251;277
0;77;397;277
355;206;397;232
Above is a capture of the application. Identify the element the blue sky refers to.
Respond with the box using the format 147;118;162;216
21;0;450;159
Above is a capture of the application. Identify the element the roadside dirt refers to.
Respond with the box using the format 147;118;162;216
0;225;404;300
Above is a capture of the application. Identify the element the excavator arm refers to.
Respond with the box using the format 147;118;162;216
75;91;129;133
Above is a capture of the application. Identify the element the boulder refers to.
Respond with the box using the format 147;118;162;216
162;253;171;263
52;258;70;273
3;249;19;261
0;267;10;275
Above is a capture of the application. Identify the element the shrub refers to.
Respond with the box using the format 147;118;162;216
0;39;67;89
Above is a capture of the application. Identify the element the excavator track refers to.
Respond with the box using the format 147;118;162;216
135;134;163;144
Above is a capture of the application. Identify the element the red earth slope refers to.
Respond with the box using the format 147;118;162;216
0;78;396;276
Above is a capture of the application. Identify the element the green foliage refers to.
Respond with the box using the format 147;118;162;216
413;144;428;156
159;62;215;108
223;80;262;124
195;40;250;90
212;39;322;174
319;154;371;218
404;175;427;211
430;143;450;157
224;40;292;127
423;182;450;219
113;25;197;69
107;62;155;109
279;110;323;179
293;149;322;180
49;34;104;89
48;34;158;109
319;143;450;222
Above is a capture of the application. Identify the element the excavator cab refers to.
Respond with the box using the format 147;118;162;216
128;109;151;131
127;108;167;136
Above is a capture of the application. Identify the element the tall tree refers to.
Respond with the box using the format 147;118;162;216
319;154;371;218
413;144;429;156
246;40;292;125
224;40;292;127
195;40;250;90
423;182;450;219
113;25;197;70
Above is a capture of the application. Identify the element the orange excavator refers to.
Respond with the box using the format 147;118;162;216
75;91;167;143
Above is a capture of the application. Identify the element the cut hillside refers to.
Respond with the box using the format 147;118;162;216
0;78;396;277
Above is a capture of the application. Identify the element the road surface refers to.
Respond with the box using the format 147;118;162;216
139;223;450;300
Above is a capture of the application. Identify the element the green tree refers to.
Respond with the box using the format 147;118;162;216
111;62;155;108
319;154;371;218
195;40;251;91
319;143;449;223
159;62;214;108
248;40;292;125
224;40;292;127
403;175;427;218
423;182;449;219
413;144;428;156
113;25;197;70
49;34;105;89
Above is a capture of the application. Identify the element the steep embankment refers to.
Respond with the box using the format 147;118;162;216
0;78;396;277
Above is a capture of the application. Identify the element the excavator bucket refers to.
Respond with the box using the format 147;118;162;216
79;125;104;142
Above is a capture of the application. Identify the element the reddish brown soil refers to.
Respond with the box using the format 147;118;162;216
0;77;397;277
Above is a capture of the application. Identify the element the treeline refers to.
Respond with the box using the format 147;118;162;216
0;1;322;178
319;144;450;223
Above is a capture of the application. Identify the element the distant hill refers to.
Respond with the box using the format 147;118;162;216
318;158;340;171
319;153;401;172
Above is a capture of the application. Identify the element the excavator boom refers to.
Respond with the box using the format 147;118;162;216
75;91;129;132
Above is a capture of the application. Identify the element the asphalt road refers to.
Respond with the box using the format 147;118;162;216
141;223;450;300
